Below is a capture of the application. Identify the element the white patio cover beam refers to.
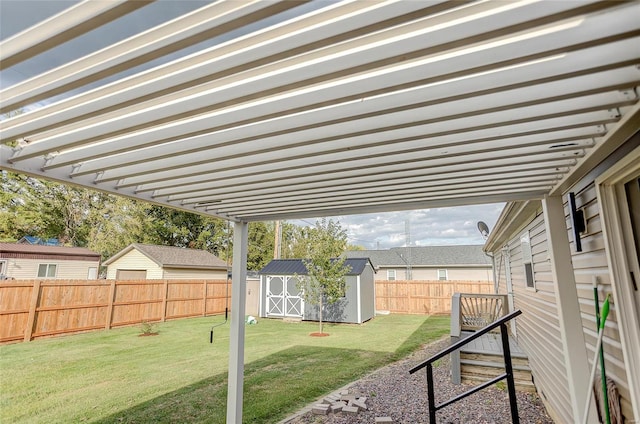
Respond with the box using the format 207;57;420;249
0;0;152;70
227;221;248;423
5;0;631;159
542;195;599;423
0;0;302;113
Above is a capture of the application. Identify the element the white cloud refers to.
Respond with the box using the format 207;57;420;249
291;203;505;249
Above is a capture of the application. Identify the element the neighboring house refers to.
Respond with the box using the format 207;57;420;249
345;245;492;282
0;243;101;280
104;243;228;280
17;236;62;246
483;137;640;423
258;258;375;324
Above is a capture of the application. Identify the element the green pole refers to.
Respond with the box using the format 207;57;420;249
594;289;611;424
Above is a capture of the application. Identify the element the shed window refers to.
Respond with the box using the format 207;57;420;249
521;232;536;289
387;269;396;281
437;269;448;281
37;264;57;278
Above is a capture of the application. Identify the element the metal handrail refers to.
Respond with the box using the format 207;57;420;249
409;309;523;423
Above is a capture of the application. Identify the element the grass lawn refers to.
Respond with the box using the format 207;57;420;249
0;314;449;423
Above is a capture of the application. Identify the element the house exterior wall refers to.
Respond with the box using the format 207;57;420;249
162;268;227;279
489;186;634;423
106;249;162;279
304;274;359;324
375;267;492;282
1;257;99;280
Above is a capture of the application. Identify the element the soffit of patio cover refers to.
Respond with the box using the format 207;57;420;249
1;0;639;222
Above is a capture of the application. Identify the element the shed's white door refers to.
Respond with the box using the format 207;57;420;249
266;276;303;317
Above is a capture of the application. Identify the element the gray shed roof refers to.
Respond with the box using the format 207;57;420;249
258;258;373;276
103;243;228;269
344;245;490;267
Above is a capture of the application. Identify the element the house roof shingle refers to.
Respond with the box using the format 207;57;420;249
103;243;228;269
344;245;490;268
0;242;101;263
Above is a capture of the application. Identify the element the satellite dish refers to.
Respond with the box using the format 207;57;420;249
477;221;490;238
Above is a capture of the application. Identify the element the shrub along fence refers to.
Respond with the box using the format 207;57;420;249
0;279;230;343
375;280;494;315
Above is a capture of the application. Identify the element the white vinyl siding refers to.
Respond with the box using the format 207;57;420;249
571;184;633;422
490;185;635;423
106;249;163;279
0;258;100;280
163;268;227;279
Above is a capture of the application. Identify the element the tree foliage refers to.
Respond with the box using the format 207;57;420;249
295;218;350;335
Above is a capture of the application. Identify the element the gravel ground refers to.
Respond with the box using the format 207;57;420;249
283;338;554;424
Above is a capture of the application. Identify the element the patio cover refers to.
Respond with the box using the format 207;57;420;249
1;1;639;422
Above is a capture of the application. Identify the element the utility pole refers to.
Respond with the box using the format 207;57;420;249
274;220;281;259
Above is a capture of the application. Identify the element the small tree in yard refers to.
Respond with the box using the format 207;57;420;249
296;218;350;336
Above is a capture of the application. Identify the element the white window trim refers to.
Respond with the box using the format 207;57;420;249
596;145;640;421
387;269;396;281
521;231;537;291
37;263;58;278
437;269;448;281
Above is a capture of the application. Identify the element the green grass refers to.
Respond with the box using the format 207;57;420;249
0;314;449;423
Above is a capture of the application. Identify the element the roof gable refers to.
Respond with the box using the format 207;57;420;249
104;243;227;269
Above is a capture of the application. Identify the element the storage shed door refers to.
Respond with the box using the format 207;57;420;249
266;276;302;318
116;269;147;280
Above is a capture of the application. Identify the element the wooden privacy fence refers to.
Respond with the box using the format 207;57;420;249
0;279;230;343
375;280;493;315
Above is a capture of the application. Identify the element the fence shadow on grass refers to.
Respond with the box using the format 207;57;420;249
93;316;448;424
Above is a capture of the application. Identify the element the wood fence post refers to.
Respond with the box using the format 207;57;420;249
202;280;207;317
161;280;169;322
24;280;41;342
105;281;116;329
406;280;411;314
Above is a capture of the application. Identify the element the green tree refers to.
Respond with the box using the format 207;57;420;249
247;221;275;270
295;218;350;335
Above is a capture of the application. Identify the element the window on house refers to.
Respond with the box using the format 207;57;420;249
437;269;448;281
387;269;396;281
0;260;6;277
37;264;57;278
521;232;535;289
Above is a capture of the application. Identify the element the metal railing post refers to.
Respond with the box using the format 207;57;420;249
500;322;520;424
427;364;436;424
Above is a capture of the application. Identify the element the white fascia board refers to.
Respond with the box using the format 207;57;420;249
71;89;628;178
93;109;608;185
59;65;640;174
0;0;145;70
0;0;286;112
7;0;632;157
0;0;440;134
